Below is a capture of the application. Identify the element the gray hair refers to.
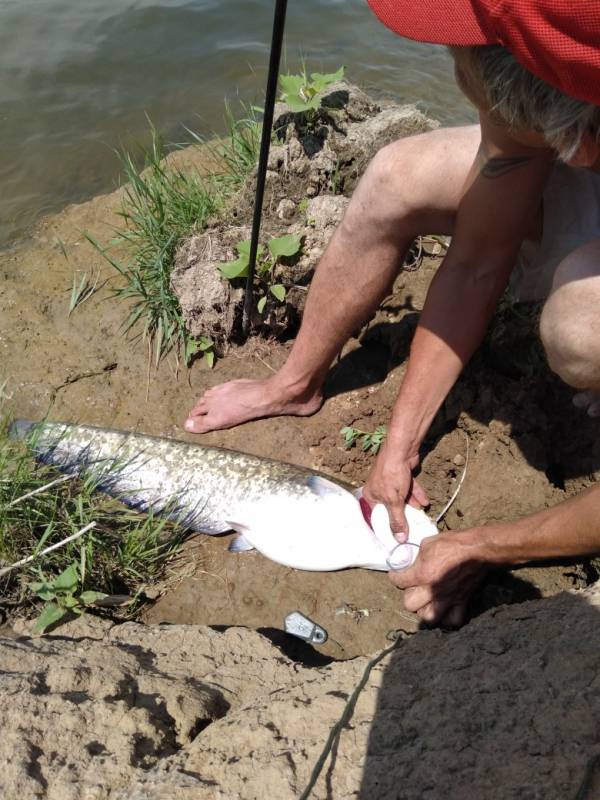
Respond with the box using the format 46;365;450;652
450;45;600;161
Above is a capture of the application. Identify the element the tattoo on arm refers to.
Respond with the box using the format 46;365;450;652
479;155;533;178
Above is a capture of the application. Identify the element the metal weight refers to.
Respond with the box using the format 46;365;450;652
284;611;328;645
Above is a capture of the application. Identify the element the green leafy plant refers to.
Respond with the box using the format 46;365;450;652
279;66;345;113
30;561;107;634
219;234;302;314
185;335;215;368
340;424;388;454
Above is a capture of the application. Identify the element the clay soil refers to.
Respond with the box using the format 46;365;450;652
2;139;599;661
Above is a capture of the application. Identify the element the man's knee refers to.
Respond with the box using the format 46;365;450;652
342;135;430;234
341;126;476;237
540;241;600;389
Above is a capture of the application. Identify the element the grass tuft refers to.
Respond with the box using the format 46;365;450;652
0;415;188;615
87;127;223;365
89;110;260;367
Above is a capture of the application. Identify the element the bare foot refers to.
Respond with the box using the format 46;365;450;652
184;377;323;433
573;390;600;418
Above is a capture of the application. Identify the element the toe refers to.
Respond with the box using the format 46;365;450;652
188;400;209;417
184;417;210;433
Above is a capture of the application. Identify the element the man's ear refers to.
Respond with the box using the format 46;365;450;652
567;132;600;167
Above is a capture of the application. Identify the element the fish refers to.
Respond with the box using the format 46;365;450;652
10;421;438;572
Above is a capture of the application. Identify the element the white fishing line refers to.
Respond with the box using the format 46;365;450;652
435;435;469;524
0;521;96;578
7;474;75;507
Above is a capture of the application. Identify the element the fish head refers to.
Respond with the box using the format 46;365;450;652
230;474;392;571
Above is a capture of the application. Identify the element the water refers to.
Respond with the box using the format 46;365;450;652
0;0;475;247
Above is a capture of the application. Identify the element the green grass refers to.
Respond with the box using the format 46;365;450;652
89;111;260;366
200;101;261;185
0;417;188;615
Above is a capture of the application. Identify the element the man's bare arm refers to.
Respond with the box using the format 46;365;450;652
364;113;554;533
390;483;600;624
386;113;554;458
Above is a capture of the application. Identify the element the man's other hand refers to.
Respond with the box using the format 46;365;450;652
363;444;430;540
389;530;486;626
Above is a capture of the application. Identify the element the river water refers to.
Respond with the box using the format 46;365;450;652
0;0;475;247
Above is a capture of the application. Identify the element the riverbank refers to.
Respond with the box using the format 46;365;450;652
2;78;600;798
2;91;597;654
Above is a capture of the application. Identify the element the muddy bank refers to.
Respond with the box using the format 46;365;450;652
1;83;599;658
3;584;600;799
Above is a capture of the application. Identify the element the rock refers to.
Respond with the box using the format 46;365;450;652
305;195;347;230
276;199;296;220
170;83;437;344
2;586;600;799
170;230;246;350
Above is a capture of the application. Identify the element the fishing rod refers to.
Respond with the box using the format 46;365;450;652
242;0;288;336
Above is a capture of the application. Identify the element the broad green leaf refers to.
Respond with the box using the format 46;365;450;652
236;240;264;259
279;74;305;99
269;284;286;302
80;590;108;606
257;296;267;314
185;336;214;366
311;66;345;93
219;257;249;280
33;602;68;634
33;587;57;602
30;580;52;595
283;96;320;113
204;350;215;369
185;338;201;364
268;234;302;259
53;563;79;592
61;594;80;609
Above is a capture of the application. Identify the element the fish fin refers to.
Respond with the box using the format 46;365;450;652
228;534;255;553
306;474;348;498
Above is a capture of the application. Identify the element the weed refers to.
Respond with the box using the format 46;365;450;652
185;335;215;369
68;271;102;316
219;233;302;315
185;101;261;187
30;561;107;633
87;126;223;366
0;416;188;623
340;424;387;454
217;102;261;183
279;66;345;113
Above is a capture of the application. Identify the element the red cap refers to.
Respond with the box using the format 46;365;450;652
367;0;600;106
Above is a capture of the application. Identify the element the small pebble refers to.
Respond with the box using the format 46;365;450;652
452;454;466;467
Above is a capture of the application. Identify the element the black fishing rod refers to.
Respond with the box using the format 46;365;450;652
242;0;288;336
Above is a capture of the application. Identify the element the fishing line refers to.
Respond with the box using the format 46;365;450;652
298;632;409;800
242;0;288;335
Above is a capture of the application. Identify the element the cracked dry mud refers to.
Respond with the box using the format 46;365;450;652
2;585;600;799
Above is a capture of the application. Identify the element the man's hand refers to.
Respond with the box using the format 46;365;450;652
363;443;430;540
389;529;486;626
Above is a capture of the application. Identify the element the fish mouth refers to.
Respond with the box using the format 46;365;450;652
358;495;374;529
8;419;36;441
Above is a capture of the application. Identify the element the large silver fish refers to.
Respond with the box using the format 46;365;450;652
11;421;437;572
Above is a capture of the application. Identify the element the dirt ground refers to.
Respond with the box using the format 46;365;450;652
1;139;599;660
